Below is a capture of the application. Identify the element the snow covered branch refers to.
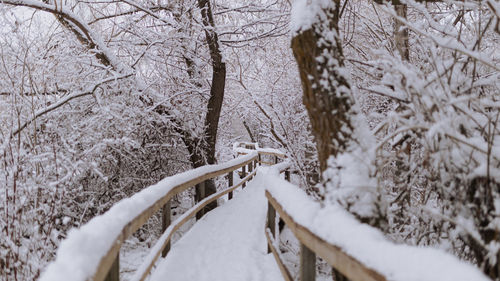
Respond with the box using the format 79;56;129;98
1;0;124;70
11;73;133;137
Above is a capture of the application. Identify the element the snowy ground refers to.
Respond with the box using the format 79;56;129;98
148;172;284;281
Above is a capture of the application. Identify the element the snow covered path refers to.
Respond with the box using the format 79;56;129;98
148;172;284;281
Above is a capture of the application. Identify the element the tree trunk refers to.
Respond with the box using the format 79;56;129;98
163;0;226;212
394;4;410;61
198;0;226;165
291;2;356;173
196;0;227;210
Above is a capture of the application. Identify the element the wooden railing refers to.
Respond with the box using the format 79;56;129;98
263;167;492;281
100;154;260;281
234;141;288;168
265;189;387;281
42;143;288;281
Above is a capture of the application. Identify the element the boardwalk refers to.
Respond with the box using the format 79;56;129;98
149;174;283;281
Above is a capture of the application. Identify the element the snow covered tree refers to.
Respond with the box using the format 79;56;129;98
0;0;231;278
290;0;500;278
290;0;382;229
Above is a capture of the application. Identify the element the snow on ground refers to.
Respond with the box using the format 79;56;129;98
148;169;284;281
121;238;151;281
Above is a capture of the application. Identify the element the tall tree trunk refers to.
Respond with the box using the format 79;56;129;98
196;0;226;210
394;4;410;61
291;1;356;173
153;0;226;212
291;0;387;250
198;0;226;166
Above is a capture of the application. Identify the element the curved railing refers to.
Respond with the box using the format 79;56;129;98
266;190;386;281
40;143;287;281
264;174;491;281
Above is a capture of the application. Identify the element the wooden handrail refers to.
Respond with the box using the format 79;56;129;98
94;156;259;281
265;229;293;281
132;169;258;281
234;142;287;159
265;190;387;281
40;154;257;281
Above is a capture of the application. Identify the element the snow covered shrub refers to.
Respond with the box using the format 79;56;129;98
354;0;500;277
291;0;500;277
0;5;193;279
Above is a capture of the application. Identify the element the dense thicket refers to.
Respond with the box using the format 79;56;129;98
0;0;304;279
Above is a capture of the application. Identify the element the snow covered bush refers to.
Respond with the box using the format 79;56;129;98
369;1;500;276
291;0;500;278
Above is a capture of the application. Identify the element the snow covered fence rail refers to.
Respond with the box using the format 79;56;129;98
130;168;258;281
40;152;260;281
233;141;286;157
264;173;491;281
233;141;288;171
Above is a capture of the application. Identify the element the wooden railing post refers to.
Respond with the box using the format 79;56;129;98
104;253;119;281
258;154;262;166
228;171;233;200
274;155;278;164
300;244;316;281
161;201;171;257
242;165;247;188
285;170;290;182
267;201;276;254
195;181;206;220
248;161;253;180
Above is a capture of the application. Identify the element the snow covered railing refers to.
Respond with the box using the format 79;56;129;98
130;169;258;281
233;141;287;167
40;153;261;281
264;174;491;281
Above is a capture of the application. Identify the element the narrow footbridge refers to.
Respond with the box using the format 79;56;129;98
40;143;490;281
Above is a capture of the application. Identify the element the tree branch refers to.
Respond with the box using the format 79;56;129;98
11;73;133;137
2;0;123;70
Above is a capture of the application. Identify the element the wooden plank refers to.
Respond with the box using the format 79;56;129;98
265;191;387;281
132;169;258;281
94;240;122;281
333;269;351;281
285;170;290;182
104;253;119;281
259;161;275;166
92;155;258;281
228;171;233;200
161;201;171;257
300;243;316;281
266;229;293;281
258;151;287;158
242;165;247;188
196;181;206;220
238;150;286;159
267;201;276;254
